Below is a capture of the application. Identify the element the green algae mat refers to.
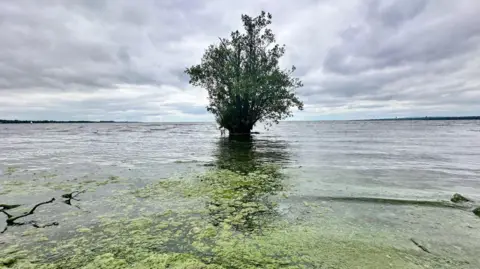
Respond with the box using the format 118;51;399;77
0;165;474;268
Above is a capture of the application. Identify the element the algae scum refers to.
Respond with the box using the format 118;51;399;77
1;129;480;268
1;164;475;269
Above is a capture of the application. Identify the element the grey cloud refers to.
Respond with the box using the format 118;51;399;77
0;0;479;121
324;0;480;75
297;0;480;117
0;0;219;93
366;0;427;28
303;56;477;108
167;102;208;115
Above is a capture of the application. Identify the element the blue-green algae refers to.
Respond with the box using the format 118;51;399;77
0;165;472;269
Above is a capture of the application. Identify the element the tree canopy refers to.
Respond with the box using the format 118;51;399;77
185;11;303;135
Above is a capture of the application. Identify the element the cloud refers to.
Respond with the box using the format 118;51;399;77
323;0;480;75
0;0;479;121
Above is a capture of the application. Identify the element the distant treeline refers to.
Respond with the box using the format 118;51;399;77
0;119;121;124
369;116;480;121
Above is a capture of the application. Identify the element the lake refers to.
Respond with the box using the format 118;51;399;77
1;120;480;268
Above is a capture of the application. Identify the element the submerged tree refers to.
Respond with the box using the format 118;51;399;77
185;11;303;136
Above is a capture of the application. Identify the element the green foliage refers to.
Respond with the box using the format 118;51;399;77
185;11;303;134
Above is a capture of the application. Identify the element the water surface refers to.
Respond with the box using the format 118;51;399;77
1;120;480;267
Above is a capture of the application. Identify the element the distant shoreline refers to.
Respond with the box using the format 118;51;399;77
1;116;479;124
364;116;480;121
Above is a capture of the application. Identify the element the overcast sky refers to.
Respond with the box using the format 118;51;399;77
1;0;479;121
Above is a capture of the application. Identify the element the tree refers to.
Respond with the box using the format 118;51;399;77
185;11;303;136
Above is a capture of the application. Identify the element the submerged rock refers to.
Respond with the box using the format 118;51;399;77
450;193;471;203
473;207;480;217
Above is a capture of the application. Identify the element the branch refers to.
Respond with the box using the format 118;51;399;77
29;221;59;229
61;190;85;200
7;198;55;224
0;209;13;218
218;37;228;47
1;198;57;234
410;238;431;253
0;204;21;210
62;190;87;211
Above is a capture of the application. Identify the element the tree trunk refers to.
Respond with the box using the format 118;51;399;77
228;122;252;137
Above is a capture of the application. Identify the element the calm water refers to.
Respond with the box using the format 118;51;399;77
1;120;480;266
1;121;479;198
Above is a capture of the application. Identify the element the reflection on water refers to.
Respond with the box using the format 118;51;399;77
214;136;290;173
205;137;288;232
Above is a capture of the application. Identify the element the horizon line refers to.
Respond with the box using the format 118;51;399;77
1;115;479;124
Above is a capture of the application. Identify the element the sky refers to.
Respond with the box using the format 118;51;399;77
0;0;479;122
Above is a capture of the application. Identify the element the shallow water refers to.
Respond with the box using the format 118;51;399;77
1;120;480;268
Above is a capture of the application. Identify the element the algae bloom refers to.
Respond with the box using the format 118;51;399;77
0;165;474;269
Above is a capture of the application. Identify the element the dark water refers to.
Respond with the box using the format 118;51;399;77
1;120;480;266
